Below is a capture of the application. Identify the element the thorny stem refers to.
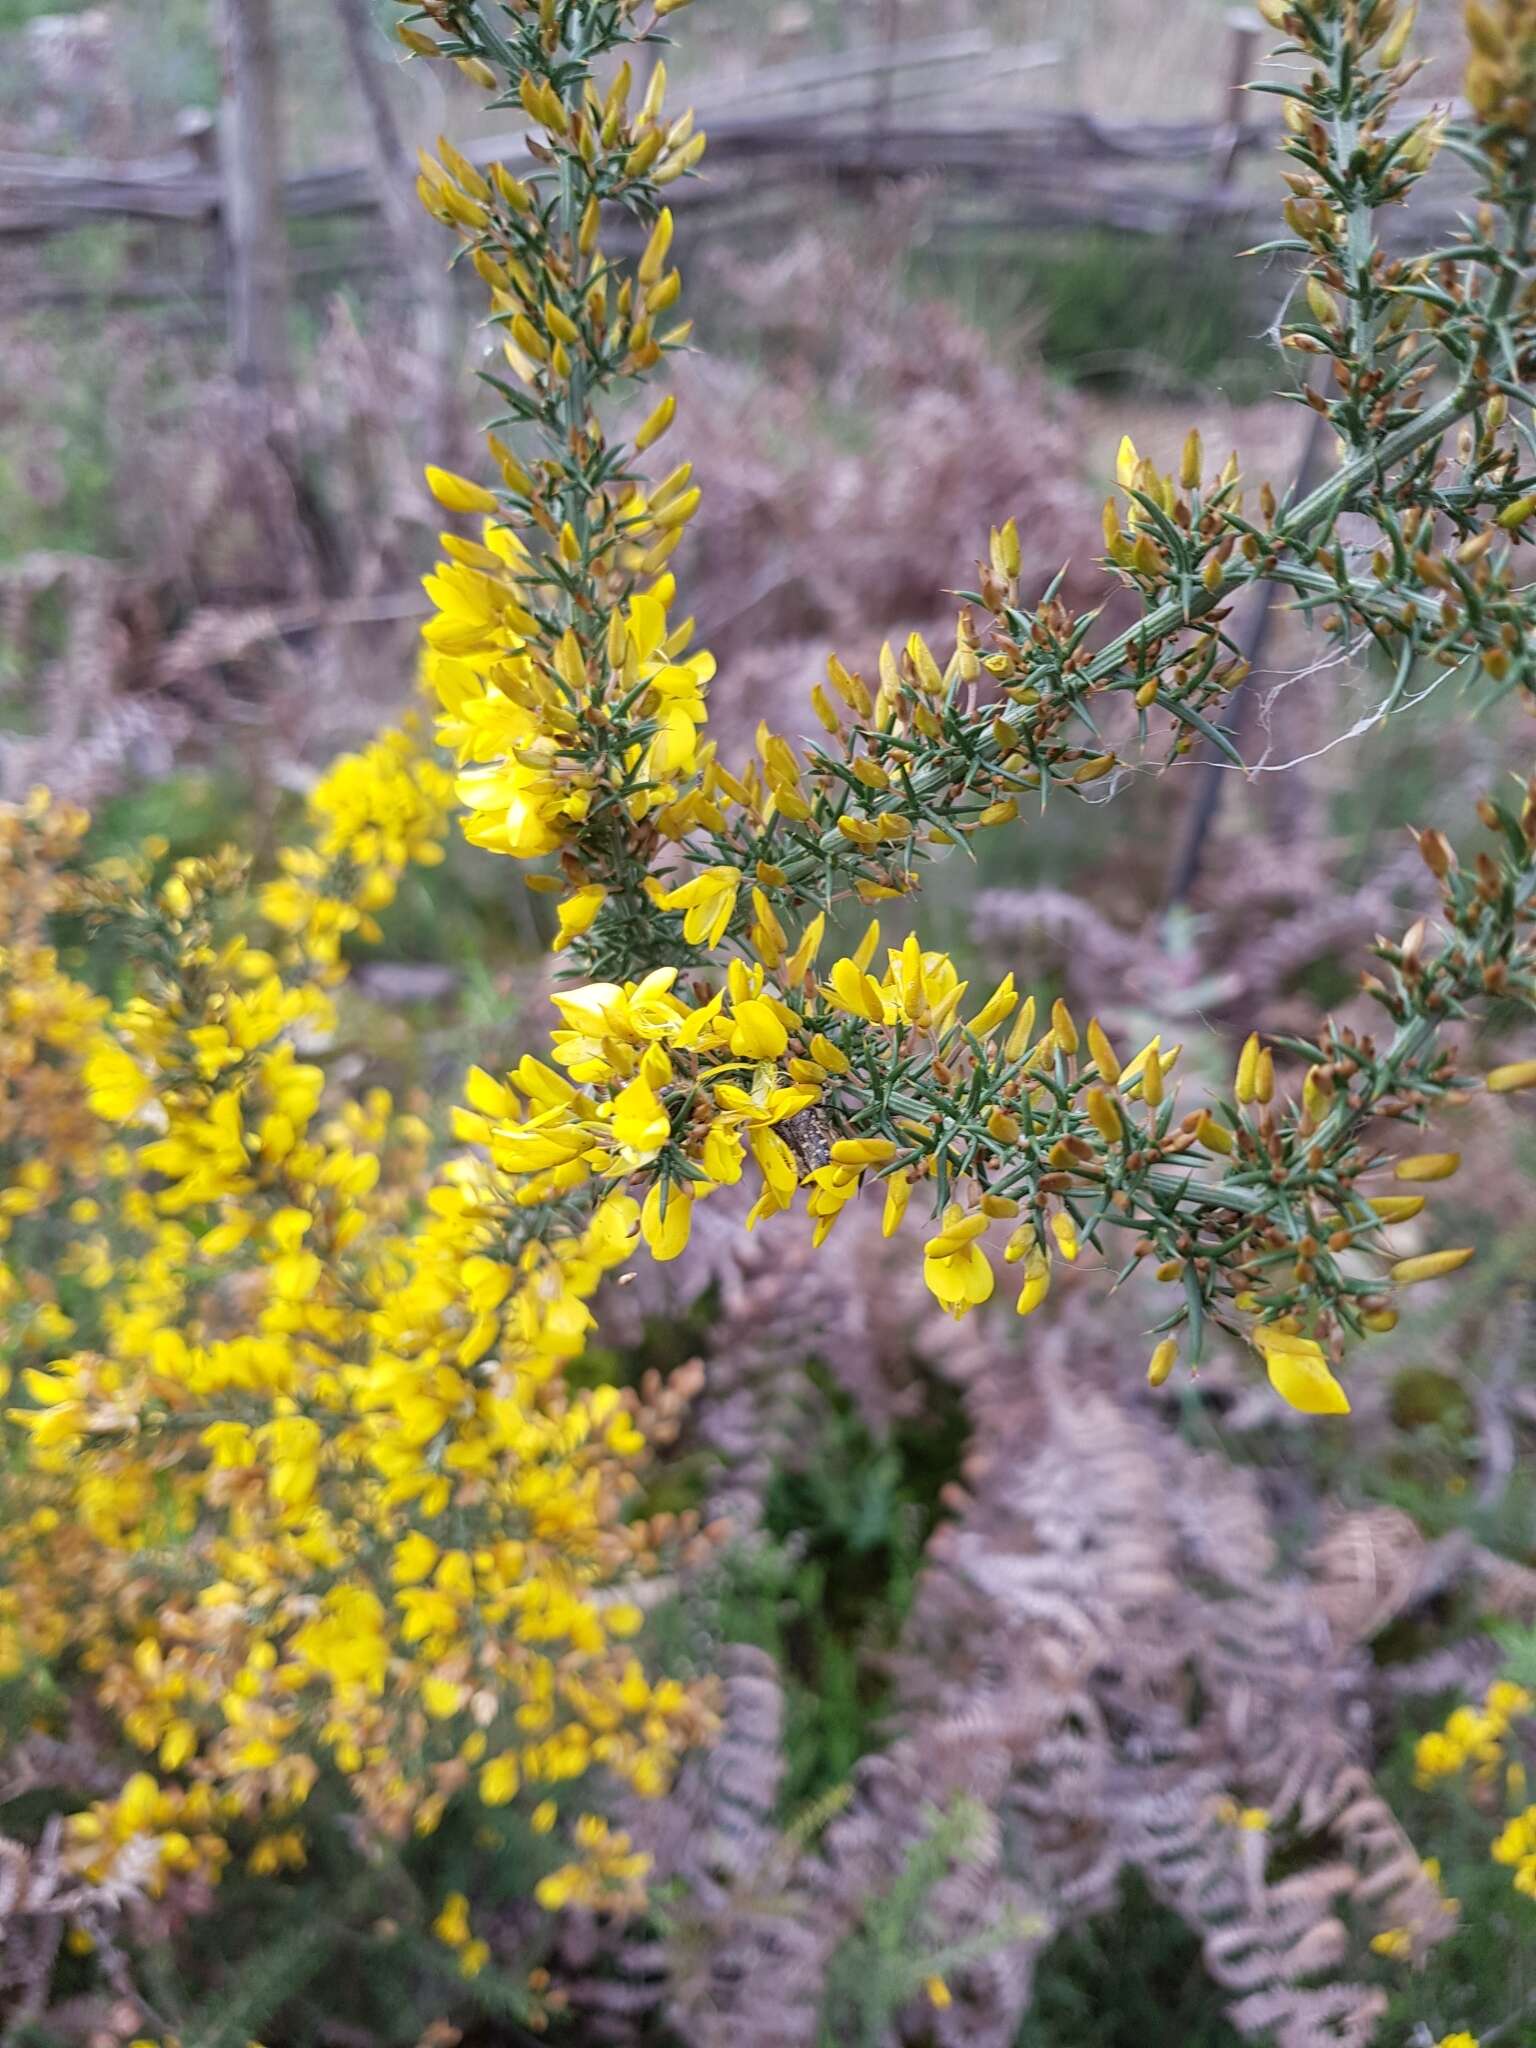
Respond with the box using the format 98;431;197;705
408;0;1536;1370
727;388;1480;904
555;3;590;619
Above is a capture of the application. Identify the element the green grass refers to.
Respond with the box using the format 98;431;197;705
117;0;222;115
1016;1872;1257;2048
908;226;1277;399
1374;1713;1536;2045
0;0;93;27
748;1360;965;1810
645;1352;968;1816
0;323;122;565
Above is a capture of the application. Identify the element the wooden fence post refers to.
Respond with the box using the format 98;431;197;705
213;0;353;598
1208;9;1259;195
215;0;292;403
329;0;460;459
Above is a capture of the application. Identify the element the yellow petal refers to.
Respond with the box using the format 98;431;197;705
1261;1337;1350;1416
425;465;499;514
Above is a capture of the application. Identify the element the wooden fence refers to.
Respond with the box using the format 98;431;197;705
0;14;1462;313
0;21;1274;255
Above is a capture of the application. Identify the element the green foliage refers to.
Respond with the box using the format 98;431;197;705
88;770;293;866
653;1357;966;1814
1494;1619;1536;1695
1373;1715;1536;2045
1015;1873;1257;2048
0;0;92;29
819;1797;1029;2048
115;0;223;118
709;1540;877;1811
0;321;122;565
764;1361;965;1620
909;227;1272;396
108;1803;563;2048
743;1363;963;1810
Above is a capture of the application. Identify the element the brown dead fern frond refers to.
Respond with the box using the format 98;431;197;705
969;838;1432;1044
564;1645;827;2048
888;1336;1457;2048
0;1817;167;2041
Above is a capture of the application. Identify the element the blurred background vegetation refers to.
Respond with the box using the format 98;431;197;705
5;2;1536;2043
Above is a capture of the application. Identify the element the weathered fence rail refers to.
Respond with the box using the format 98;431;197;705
0;21;1261;233
0;18;1462;307
0;108;1262;239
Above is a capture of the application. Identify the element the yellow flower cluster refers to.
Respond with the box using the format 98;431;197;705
4;12;730;1974
429;576;715;867
1416;1679;1536;1902
0;790;107;1240
432;1889;490;1978
452;927;1162;1307
1;730;704;1939
261;721;454;971
1416;1678;1533;1784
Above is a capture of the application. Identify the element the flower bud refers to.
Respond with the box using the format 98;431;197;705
1392;1247;1475;1285
1369;1194;1426;1222
1147;1338;1178;1388
1394;1151;1460;1182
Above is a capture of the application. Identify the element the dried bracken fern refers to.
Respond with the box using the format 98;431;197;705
892;1324;1459;2048
563;1200;1536;2048
0;553;190;802
615;1655;1049;2048
1309;1503;1536;1705
969;836;1436;1040
0;1819;167;2041
660;212;1099;757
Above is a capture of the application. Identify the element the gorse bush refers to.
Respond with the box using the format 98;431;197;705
407;0;1536;1393
0;738;707;1910
4;0;1536;2039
